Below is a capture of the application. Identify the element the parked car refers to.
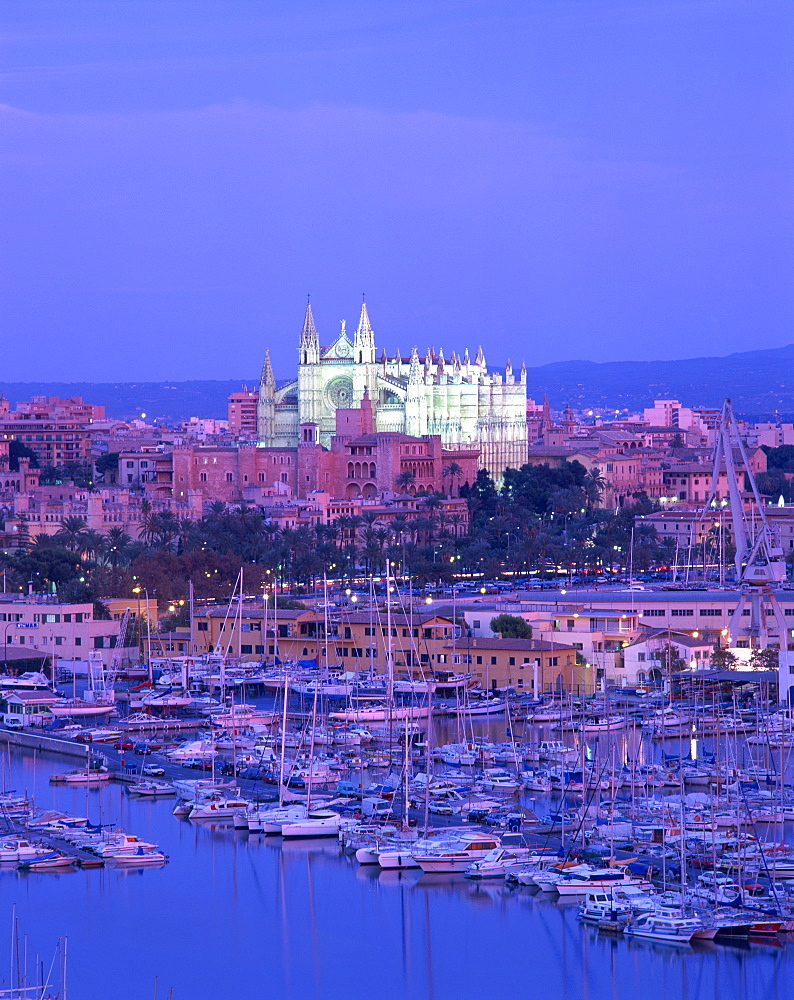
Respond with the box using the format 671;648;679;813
133;743;150;755
142;763;165;777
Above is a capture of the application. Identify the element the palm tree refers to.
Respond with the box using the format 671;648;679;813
395;470;416;492
442;462;464;497
583;468;606;509
55;516;88;552
79;529;106;561
105;527;133;568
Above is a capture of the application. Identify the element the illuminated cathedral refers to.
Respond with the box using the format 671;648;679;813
257;301;528;477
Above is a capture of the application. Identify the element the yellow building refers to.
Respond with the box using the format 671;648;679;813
444;636;593;696
334;612;457;671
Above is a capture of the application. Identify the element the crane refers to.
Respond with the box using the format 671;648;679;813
703;399;791;704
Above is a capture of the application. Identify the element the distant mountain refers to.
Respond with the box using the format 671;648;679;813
0;380;257;423
1;343;792;423
521;343;794;418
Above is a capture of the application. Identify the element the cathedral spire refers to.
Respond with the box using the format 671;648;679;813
408;346;422;384
520;360;527;384
299;300;319;364
505;358;513;384
475;345;486;367
354;299;375;364
261;349;275;389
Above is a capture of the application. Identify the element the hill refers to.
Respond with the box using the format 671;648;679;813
1;343;792;422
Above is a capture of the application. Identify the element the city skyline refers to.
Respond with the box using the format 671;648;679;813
2;1;792;381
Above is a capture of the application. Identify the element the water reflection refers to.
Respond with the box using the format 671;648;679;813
1;746;793;1000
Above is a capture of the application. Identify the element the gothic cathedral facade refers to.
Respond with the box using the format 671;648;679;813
257;302;528;478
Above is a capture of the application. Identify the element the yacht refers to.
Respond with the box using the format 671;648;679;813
554;865;647;897
281;812;347;839
465;847;535;879
414;834;503;874
625;909;702;943
0;839;51;863
188;795;249;820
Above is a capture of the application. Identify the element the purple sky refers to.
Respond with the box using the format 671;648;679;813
2;1;792;381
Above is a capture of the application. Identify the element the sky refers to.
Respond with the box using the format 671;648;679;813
1;1;792;381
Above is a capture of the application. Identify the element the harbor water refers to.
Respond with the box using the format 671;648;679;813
1;741;793;1000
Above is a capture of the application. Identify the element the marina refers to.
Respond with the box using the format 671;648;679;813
2;686;794;998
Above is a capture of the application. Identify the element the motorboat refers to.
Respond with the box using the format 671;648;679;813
580;715;626;733
625;909;702;943
59;767;111;784
18;851;77;872
0;839;52;863
690;871;743;906
188;795;249;820
554;865;647;897
465;847;536;879
452;697;506;717
127;780;175;798
414;834;502;874
166;740;218;763
108;848;169;866
537;740;578;759
578;891;634;925
49;699;115;719
329;704;430;723
281;811;347;839
92;833;160;857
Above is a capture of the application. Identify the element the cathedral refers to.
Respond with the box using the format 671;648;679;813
257;301;528;477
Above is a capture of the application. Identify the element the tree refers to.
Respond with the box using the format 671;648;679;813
489;614;533;639
95;452;120;482
395;470;416;492
7;441;39;472
749;647;779;671
442;462;464;497
583;467;606;509
710;646;739;669
55;516;89;552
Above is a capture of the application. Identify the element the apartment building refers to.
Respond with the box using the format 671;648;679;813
0;396;104;467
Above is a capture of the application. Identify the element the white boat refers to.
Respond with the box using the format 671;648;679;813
255;804;314;834
18;851;77;872
281;811;346;839
580;715;626;733
465;847;536;879
0;839;52;862
127;780;175;798
414;834;501;874
554;865;646;897
108;848;168;866
189;795;249;820
690;871;742;905
649;707;693;734
578;891;634;925
54;767;111;784
624;909;702;943
452;698;506;717
537;740;578;759
393;673;472;695
329;704;430;723
49;699;115;719
210;705;279;727
93;833;159;857
129;689;194;710
166;740;218;762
